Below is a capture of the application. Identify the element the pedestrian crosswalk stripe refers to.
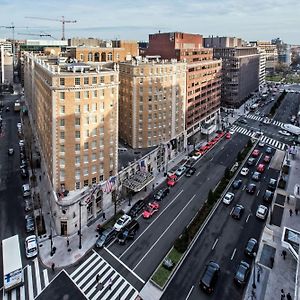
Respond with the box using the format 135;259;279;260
43;269;49;286
33;258;42;295
69;251;138;300
27;265;34;300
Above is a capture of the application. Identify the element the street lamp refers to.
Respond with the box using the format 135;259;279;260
252;252;257;289
78;201;83;249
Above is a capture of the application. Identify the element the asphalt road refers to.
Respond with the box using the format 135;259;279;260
161;137;280;300
89;134;250;290
0;93;29;282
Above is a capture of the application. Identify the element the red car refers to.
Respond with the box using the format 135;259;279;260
225;132;231;139
263;155;271;163
252;149;260;157
142;202;160;219
200;145;209;152
218;131;225;138
257;163;266;173
167;174;177;187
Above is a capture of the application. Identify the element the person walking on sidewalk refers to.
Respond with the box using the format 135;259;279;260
286;292;292;300
102;211;106;221
295;208;298;216
289;209;293;217
281;250;287;260
281;289;285;299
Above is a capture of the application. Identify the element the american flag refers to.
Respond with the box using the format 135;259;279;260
104;176;117;193
139;160;147;172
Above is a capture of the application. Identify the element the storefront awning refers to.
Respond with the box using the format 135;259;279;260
122;171;154;192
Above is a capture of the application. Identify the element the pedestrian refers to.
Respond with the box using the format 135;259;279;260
281;289;285;300
67;238;70;247
96;274;100;284
102;212;106;221
287;196;290;204
286;292;292;300
295;208;298;215
108;278;113;290
281;250;287;260
289;209;293;217
51;263;55;272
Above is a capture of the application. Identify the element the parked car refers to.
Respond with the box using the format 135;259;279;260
154;187;170;201
142;202;160;219
246;183;256;194
223;192;235;205
239;119;248;124
128;200;145;218
8;148;14;155
268;178;277;191
266;147;272;154
113;214;132;232
167;174;177;187
25;235;38;258
231;204;244;220
257;163;265;173
24;199;32;212
258;141;265;147
234;261;250;285
25;214;35;233
232;179;242;189
252;149;260;157
117;220;140;245
20;168;28;178
185;167;196;177
263;190;274;203
278;130;291;136
199;261;220;294
247;157;256;166
252;172;261;181
225;132;231;139
240;167;249;176
95;228;116;248
263;155;271;163
244;238;258;257
175;166;187;177
256;205;268;220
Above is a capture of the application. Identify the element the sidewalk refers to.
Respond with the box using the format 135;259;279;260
244;146;300;300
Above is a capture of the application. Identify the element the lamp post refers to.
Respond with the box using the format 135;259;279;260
78;201;82;249
252;252;257;289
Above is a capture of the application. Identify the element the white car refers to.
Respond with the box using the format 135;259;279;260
256;205;268;220
175;166;187;176
229;129;235;135
278;130;291;136
223;192;235;205
240;167;249;176
113;214;132;231
258;141;265;147
17;122;22;129
19;140;25;147
192;153;201;160
25;235;38;258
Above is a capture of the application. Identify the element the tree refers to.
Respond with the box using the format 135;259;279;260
237;151;243;161
207;189;215;205
224;167;231;179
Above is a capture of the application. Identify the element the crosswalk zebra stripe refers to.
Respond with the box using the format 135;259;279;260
33;258;41;295
91;273;121;300
27;265;34;300
280;143;286;150
274;141;280;148
43;269;49;286
120;288;138;300
71;252;98;278
87;270;116;298
73;255;102;282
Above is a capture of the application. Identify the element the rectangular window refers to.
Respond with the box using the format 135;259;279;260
100;76;104;83
75;131;80;139
85;116;90;124
99;90;104;98
92;77;97;84
75;105;80;113
91;153;97;161
60;92;65;100
83;155;88;163
92;103;97;111
84;104;89;112
92;177;96;184
75;156;80;164
84;179;89;186
84;142;89;150
92;165;97;174
60;170;65;180
110;75;114;82
75;91;80;99
91;128;97;136
60;119;65;127
60;78;65;86
91;140;97;149
85;129;89;137
92;90;97;98
75;78;80;85
75;170;81;178
99;175;104;181
84;91;89;98
75;118;80;126
75;144;80;151
60;105;65;114
60;145;65;152
84;77;89;85
75;182;80;190
84;168;89;176
60;158;65;166
60;131;65;139
93;115;97;123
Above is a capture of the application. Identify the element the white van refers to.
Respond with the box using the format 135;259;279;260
22;184;31;197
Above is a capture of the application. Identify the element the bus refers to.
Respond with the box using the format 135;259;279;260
2;235;24;291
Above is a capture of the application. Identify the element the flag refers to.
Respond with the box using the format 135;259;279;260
139;160;147;172
103;176;117;193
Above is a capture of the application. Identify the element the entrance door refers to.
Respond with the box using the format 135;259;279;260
61;221;67;236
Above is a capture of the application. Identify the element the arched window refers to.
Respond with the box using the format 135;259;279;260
107;52;113;61
101;52;106;62
94;53;100;62
88;52;93;61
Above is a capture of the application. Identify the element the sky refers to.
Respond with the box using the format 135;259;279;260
0;0;299;44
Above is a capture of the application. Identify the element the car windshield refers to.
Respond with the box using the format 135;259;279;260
28;246;37;253
236;266;246;280
116;219;124;225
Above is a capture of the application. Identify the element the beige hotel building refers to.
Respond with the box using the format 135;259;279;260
119;57;187;151
24;53;119;235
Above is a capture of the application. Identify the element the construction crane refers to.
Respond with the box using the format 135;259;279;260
17;32;56;40
25;16;77;40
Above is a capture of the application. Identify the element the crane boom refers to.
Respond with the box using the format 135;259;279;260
25;16;77;40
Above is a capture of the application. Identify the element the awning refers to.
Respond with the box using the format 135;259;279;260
122;171;154;192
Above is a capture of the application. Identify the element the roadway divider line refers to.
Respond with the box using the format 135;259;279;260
120;189;184;259
133;194;196;271
231;248;237;260
33;258;42;294
162;139;259;292
185;285;194;300
246;214;251;223
27;265;34;300
102;248;145;284
43;269;49;286
211;238;219;250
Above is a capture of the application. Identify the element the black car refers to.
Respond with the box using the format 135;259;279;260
268;178;277;191
234;261;250;285
252;172;261;182
117;220;139;245
200;261;220;294
95;228;116;248
266;147;272;154
232;204;244;220
21;168;28;178
154;187;170;201
239;119;248;124
263;190;274;203
128;200;145;217
25;215;35;233
232;179;242;189
246;184;256;194
185;167;196;177
247;157;256;166
245;238;258;257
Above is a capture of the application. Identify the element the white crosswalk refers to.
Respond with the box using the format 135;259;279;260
1;258;50;300
69;250;138;300
245;114;285;128
231;125;287;150
271;120;285;128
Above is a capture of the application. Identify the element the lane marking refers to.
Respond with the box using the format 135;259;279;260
103;247;145;284
212;238;219;250
246;214;251;223
230;207;234;215
185;285;194;300
231;248;237;260
70;252;98;277
256;190;260;197
133;194;196;271
43;269;49;286
33;257;42;294
120;189;184;258
27;265;34;300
